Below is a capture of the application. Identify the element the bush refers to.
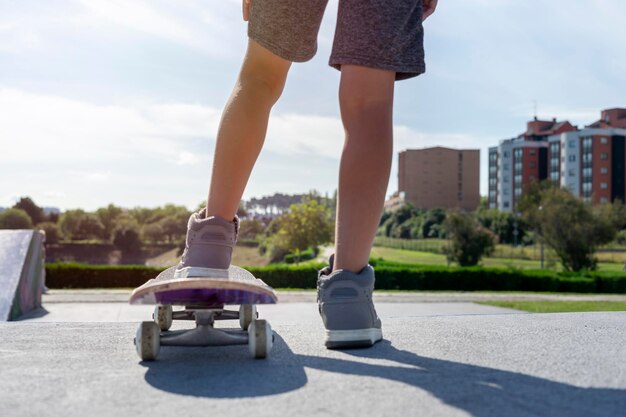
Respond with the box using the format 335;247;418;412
616;230;626;246
44;261;626;293
237;239;259;248
46;263;163;288
0;208;33;229
113;224;141;253
284;247;318;264
37;222;61;245
445;210;496;266
518;184;617;271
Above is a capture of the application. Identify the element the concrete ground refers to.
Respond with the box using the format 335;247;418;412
1;292;625;417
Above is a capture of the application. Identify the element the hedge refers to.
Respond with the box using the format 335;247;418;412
46;263;164;289
44;261;626;293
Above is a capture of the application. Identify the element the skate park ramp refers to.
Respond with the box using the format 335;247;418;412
0;230;45;321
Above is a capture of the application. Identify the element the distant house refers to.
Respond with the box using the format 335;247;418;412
488;108;626;211
393;147;480;211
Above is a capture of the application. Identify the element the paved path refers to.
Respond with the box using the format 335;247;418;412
41;289;626;304
2;292;625;417
1;312;624;417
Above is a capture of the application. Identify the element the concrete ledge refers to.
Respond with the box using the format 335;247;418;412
1;312;624;416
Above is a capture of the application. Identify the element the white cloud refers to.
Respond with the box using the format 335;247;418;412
0;0;245;58
265;114;343;159
0;88;220;164
73;0;200;48
42;190;67;200
175;151;201;166
85;171;112;182
0;88;490;208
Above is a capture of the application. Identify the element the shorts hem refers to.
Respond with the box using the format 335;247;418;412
329;55;425;81
248;28;316;63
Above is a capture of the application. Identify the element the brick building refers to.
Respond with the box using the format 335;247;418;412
488;108;626;211
396;147;480;210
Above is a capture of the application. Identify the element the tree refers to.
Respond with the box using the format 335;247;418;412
113;222;142;259
36;222;61;245
238;219;265;240
142;222;166;243
518;184;617;271
77;214;106;240
264;199;333;262
475;208;527;244
96;204;123;240
12;197;44;225
421;208;447;238
59;209;86;240
444;210;496;267
59;210;106;241
159;216;187;243
0;208;33;229
380;204;418;238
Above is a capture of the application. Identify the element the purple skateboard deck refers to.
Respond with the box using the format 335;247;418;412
129;265;277;306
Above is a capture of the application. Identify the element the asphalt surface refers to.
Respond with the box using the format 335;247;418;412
2;296;625;417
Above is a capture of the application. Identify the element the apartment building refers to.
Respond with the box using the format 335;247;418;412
397;147;480;210
489;108;626;211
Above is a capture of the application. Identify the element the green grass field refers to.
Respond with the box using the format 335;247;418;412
230;243;626;273
369;246;625;272
478;301;626;313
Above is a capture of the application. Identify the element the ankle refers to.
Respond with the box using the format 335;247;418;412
332;263;367;275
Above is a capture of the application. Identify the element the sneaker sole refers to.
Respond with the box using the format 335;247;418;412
325;328;383;349
173;266;229;279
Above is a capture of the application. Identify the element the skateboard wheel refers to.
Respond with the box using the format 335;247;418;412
154;305;173;331
239;304;257;330
135;321;160;361
248;319;272;359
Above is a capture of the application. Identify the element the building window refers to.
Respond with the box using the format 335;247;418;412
568;155;576;162
569;140;576;148
569;169;575;177
504;202;510;208
503;151;510;157
601;167;608;174
600;137;608;144
600;152;608;160
530;149;536;156
601;182;608;189
600;197;609;203
503;163;509;170
530;161;536;168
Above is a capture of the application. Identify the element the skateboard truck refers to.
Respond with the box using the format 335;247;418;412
134;304;272;361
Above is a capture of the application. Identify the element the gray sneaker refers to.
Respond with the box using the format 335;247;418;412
317;255;383;349
174;208;239;279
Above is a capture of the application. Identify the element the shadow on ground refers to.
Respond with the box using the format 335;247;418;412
142;334;308;397
144;337;625;417
16;307;49;320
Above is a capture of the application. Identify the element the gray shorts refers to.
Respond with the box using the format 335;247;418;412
248;0;425;81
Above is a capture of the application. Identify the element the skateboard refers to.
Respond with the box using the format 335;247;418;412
129;265;277;361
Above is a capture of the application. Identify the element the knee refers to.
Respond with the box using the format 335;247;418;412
339;87;394;122
239;68;287;104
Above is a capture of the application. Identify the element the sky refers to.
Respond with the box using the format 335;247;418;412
1;0;625;211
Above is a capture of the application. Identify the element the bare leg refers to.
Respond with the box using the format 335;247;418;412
206;39;291;219
333;65;396;273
